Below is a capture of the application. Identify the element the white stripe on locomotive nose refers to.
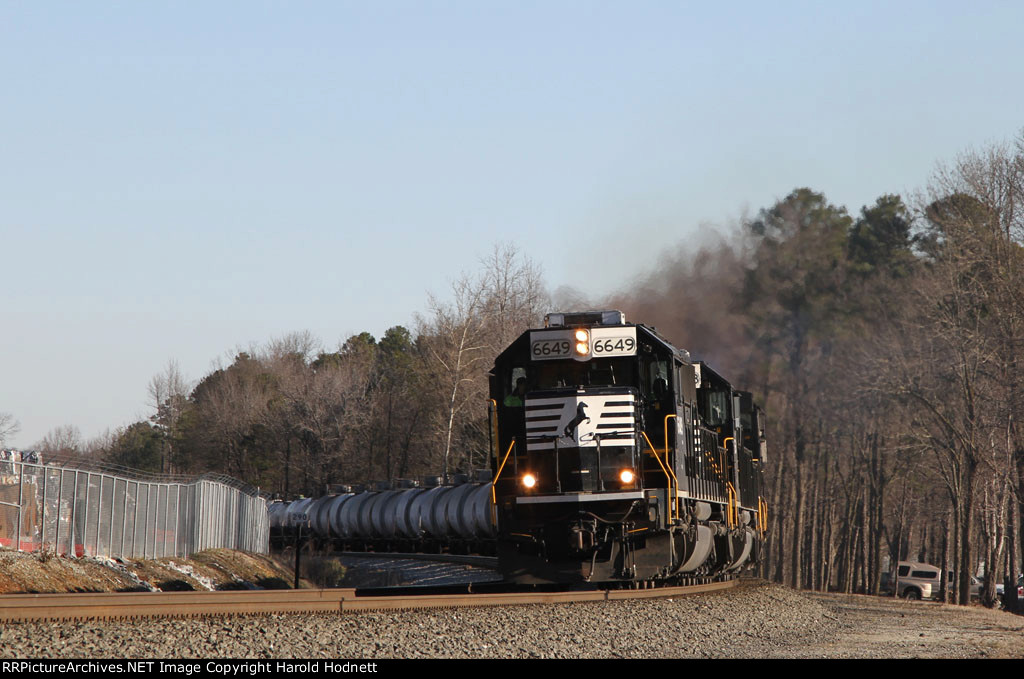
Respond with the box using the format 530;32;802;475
526;397;634;406
527;395;634;407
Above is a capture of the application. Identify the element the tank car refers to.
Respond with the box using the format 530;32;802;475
269;476;497;553
489;310;768;585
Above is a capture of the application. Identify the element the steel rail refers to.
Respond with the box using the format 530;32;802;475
0;580;735;623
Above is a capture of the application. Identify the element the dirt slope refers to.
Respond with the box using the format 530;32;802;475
0;548;296;593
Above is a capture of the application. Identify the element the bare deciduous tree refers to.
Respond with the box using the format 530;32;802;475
148;360;192;473
0;412;19;447
419;276;490;482
36;424;85;462
418;244;547;481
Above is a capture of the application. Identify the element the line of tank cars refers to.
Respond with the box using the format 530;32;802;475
268;473;497;554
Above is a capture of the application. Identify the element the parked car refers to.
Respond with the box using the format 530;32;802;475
996;575;1023;605
885;561;938;600
881;561;983;601
945;570;982;600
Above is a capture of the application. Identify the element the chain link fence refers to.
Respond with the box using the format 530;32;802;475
0;458;268;558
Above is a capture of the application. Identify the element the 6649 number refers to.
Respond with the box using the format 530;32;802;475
532;340;571;357
592;337;636;355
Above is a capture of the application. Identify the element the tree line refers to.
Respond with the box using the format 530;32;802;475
613;133;1024;608
23;244;548;499
15;133;1023;609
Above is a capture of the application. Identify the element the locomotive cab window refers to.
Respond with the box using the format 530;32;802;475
701;390;730;427
640;356;671;400
740;406;762;459
503;367;528;407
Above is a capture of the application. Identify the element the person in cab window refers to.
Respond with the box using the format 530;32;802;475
504;377;527;407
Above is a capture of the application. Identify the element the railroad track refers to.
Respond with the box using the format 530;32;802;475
0;579;736;623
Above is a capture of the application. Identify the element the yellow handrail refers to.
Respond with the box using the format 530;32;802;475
725;482;738;529
490;438;517;527
716;437;735;484
641;431;677;523
722;437;734;482
758;496;768;537
491;438;516;505
663;414;677;457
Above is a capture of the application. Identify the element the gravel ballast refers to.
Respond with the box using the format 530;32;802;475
2;580;1022;659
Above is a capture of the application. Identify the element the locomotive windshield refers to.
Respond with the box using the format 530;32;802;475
527;357;637;390
500;352;676;400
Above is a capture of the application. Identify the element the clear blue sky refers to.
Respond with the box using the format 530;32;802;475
3;1;1023;447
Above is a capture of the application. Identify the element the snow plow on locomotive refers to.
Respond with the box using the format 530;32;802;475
489;310;768;585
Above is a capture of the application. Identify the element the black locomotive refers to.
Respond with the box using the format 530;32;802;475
489;310;767;584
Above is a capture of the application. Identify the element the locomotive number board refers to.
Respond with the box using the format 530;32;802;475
530;327;637;361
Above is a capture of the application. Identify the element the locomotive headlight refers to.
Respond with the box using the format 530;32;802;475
522;473;537;489
574;329;590;355
619;469;635;484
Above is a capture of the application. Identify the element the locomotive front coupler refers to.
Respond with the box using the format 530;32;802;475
568;516;598;552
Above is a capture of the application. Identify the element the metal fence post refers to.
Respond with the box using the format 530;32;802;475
143;484;149;559
15;461;23;552
198;482;204;553
107;475;116;558
141;484;148;559
54;469;63;555
70;470;78;557
186;483;193;556
93;474;102;557
121;478;128;559
39;467;47;552
132;481;139;558
164;483;171;557
174;485;181;557
198;483;205;552
149;483;156;559
160;484;167;558
150;484;157;560
83;472;91;557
